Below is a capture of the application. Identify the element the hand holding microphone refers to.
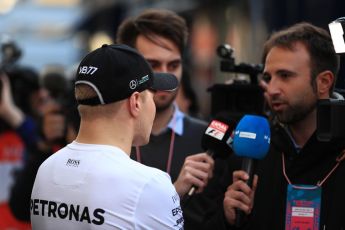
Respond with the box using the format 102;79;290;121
201;119;236;158
174;152;214;198
180;119;235;206
223;115;270;227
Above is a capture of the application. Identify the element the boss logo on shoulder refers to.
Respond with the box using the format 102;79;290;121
79;66;98;75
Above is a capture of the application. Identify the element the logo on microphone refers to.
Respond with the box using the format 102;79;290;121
238;131;256;139
206;120;229;140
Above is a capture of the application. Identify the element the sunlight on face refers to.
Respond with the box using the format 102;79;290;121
136;35;182;112
263;43;318;124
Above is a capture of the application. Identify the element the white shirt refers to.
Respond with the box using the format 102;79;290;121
31;142;183;230
167;104;185;136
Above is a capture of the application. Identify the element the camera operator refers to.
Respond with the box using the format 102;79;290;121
0;38;76;226
0;38;51;228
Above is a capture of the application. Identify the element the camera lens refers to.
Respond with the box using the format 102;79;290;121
217;44;234;59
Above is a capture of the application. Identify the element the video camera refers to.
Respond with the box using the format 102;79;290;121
316;18;345;141
0;36;22;99
217;44;263;85
0;36;42;116
208;44;265;119
0;36;22;74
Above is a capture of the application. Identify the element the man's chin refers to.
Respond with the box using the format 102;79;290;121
154;98;176;113
156;103;172;113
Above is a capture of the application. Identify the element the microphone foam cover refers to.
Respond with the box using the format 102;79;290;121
233;115;270;159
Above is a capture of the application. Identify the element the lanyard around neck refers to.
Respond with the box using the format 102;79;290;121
135;117;177;174
282;150;345;189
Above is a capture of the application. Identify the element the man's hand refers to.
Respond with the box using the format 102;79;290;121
174;152;214;197
223;170;258;225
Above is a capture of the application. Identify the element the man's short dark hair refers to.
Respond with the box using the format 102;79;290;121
262;22;340;92
116;9;188;56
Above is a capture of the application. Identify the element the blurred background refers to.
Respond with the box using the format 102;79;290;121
1;0;345;117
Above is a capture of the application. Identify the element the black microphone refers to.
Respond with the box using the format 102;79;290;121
182;119;235;206
201;119;236;158
232;115;270;227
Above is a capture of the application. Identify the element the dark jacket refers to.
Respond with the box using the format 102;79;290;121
130;115;234;229
241;123;345;229
217;125;345;230
196;122;345;230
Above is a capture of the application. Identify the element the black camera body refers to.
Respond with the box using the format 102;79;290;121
317;97;345;141
217;44;263;85
315;18;345;141
0;38;22;90
209;44;264;118
0;38;22;74
0;38;42;116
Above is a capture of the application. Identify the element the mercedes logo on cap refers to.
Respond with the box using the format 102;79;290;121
129;80;137;89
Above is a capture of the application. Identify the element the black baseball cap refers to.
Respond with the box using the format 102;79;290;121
75;44;178;105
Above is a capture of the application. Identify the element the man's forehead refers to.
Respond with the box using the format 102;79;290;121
136;34;180;55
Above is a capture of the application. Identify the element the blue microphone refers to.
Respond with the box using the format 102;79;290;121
232;114;270;227
233;115;270;159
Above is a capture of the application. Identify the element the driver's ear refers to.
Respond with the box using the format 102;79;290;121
128;92;141;117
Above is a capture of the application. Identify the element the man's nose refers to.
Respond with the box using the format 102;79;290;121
266;77;281;96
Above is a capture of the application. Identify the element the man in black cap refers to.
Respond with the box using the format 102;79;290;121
30;44;183;229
